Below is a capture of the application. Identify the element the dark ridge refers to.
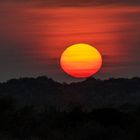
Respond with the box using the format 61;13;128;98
0;76;140;139
0;76;140;110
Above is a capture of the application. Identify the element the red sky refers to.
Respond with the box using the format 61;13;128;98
0;1;140;82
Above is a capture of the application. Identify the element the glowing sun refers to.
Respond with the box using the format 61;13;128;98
60;43;102;78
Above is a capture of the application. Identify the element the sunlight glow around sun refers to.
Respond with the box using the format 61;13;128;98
60;43;102;78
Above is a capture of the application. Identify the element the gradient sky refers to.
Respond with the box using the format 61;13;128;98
0;0;140;82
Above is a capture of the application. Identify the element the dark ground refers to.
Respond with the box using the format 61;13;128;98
0;76;140;139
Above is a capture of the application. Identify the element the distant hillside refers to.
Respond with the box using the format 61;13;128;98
0;76;140;111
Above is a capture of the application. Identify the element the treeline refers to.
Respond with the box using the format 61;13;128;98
0;76;140;110
0;76;139;139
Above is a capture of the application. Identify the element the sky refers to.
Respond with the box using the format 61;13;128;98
0;0;140;83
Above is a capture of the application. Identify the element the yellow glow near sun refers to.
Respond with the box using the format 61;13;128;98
60;43;102;78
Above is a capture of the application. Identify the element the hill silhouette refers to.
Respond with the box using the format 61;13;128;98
0;76;140;139
0;76;140;110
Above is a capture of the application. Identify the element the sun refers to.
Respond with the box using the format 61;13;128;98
60;43;102;78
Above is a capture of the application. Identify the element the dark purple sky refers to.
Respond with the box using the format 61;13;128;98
0;0;140;82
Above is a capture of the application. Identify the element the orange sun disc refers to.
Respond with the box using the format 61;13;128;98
60;43;102;78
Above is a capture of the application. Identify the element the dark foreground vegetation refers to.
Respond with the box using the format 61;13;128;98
0;76;140;139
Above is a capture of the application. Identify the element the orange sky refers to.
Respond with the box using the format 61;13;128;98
0;1;140;82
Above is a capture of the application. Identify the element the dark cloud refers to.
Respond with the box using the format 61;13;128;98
1;0;140;6
42;0;140;6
